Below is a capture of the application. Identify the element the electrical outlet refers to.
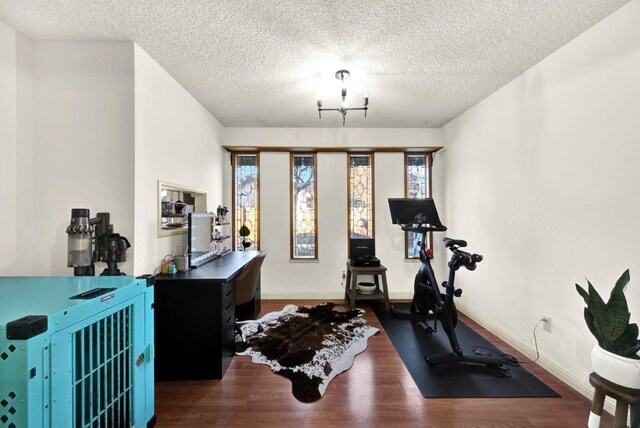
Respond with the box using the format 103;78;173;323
542;316;551;332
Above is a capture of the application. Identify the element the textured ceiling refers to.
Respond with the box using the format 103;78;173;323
0;0;630;128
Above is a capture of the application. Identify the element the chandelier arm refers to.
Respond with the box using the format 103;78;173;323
316;69;369;125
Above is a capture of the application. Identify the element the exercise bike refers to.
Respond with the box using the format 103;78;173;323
388;198;504;371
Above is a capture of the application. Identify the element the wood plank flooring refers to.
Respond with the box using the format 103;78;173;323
155;300;609;427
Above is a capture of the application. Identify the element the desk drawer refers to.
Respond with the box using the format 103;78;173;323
221;281;234;322
221;281;234;306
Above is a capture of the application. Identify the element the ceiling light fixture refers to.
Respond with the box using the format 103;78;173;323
317;70;368;126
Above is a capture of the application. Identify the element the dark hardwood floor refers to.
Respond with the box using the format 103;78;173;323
155;300;608;427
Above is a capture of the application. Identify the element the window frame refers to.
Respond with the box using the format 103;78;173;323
290;152;319;260
232;152;260;251
404;152;433;258
347;153;375;257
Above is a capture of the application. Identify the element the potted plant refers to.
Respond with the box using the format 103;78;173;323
576;269;640;388
239;224;251;250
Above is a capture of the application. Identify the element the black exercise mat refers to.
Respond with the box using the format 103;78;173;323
371;302;560;398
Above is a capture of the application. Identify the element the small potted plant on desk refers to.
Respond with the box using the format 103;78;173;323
239;224;251;251
576;269;640;389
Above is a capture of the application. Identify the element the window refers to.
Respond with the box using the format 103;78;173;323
233;154;259;251
290;154;318;259
405;153;432;258
348;154;374;240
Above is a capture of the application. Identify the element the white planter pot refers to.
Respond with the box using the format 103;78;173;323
590;344;640;389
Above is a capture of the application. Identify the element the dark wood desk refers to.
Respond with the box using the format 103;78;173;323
154;251;262;381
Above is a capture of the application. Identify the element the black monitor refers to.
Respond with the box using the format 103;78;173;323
349;238;375;259
388;198;447;231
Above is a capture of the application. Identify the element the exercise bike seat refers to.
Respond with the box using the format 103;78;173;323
444;238;467;248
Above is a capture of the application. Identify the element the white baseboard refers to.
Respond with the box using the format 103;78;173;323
262;292;346;300
262;291;414;300
460;310;618;418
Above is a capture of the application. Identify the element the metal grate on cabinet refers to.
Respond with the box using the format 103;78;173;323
72;305;133;427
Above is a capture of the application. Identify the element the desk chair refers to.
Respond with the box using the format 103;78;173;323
234;252;266;349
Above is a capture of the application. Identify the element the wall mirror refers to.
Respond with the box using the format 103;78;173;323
158;181;207;237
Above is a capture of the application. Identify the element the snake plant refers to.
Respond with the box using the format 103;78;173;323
576;269;640;359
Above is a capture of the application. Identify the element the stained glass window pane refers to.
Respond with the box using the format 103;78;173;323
291;154;317;258
234;154;259;251
406;154;430;258
349;155;373;239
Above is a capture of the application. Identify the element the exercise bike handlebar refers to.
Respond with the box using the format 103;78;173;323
397;212;447;233
400;224;447;233
448;245;483;271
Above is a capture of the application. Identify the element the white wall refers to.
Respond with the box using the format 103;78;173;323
259;152;349;298
28;41;136;275
440;0;640;398
29;41;135;275
0;22;18;270
0;22;34;275
0;28;226;277
376;152;449;296
224;128;444;298
133;45;226;275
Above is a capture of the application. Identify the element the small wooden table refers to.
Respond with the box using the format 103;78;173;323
344;262;390;311
588;372;640;428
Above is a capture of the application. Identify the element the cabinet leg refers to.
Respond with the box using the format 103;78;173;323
350;273;358;309
345;269;351;301
381;272;390;311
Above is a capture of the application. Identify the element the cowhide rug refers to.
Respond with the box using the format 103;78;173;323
236;302;379;402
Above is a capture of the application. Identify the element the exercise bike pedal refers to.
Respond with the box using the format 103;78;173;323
419;320;438;335
454;289;462;297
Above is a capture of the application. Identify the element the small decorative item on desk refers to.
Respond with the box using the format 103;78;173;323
174;246;190;272
216;205;229;224
161;255;176;274
239;224;251;250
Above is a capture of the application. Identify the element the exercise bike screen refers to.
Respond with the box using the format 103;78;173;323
388;198;446;228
